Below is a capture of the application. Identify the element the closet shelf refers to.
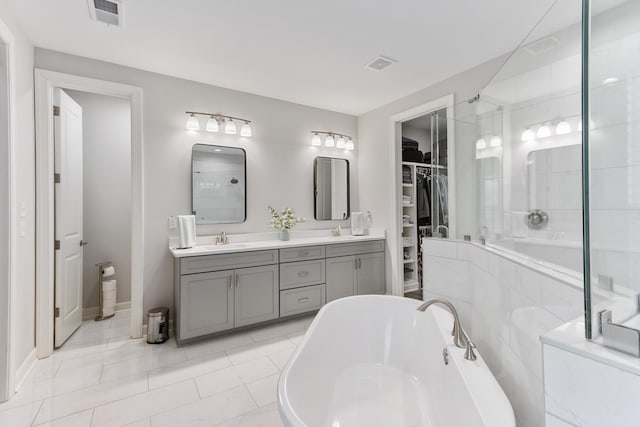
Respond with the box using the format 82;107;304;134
403;259;415;264
402;223;415;227
402;204;415;208
402;183;413;187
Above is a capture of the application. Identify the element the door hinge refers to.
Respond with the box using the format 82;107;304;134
54;240;60;250
54;307;60;318
53;105;60;116
54;173;61;183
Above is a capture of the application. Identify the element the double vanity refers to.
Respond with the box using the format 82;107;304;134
171;232;385;345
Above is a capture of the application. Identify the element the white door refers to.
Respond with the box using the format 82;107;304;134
54;88;84;348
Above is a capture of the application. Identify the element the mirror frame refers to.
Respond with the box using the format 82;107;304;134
313;156;351;221
191;143;247;224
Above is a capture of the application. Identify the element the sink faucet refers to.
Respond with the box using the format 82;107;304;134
417;298;477;361
331;226;342;237
216;231;229;245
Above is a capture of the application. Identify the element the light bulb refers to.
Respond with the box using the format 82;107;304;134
490;136;502;147
225;119;237;135
311;133;322;146
556;120;571;135
186;114;200;131
240;122;252;137
345;139;354;151
521;128;535;142
206;116;219;132
325;134;335;147
336;136;346;149
603;77;619;85
476;138;487;149
537;124;551;138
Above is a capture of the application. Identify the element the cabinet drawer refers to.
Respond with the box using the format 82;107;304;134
280;260;325;290
280;284;325;317
325;240;385;258
180;250;278;274
279;245;325;262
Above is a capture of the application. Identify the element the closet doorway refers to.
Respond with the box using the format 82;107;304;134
391;95;455;299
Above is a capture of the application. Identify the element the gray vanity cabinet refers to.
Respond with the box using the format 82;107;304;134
234;265;279;327
179;270;235;340
356;252;385;295
326;241;386;302
326;256;357;302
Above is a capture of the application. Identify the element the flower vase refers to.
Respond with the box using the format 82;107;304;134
279;229;290;241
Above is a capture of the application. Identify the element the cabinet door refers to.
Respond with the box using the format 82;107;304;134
180;270;234;340
235;264;279;327
326;256;356;303
356;252;386;295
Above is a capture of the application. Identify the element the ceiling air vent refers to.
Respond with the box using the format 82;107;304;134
524;36;560;56
365;56;397;71
87;0;124;27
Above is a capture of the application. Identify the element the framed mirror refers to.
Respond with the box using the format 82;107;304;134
192;144;246;224
314;157;350;220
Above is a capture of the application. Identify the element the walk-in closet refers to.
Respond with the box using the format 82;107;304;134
400;108;450;297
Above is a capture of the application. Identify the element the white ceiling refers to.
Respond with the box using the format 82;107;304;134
8;0;575;115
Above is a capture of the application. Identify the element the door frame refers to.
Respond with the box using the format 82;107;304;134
35;69;144;358
389;94;455;297
0;16;16;402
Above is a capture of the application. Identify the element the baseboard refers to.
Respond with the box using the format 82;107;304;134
82;301;132;321
14;348;37;392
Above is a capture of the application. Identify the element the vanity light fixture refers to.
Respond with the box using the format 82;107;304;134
490;136;502;147
537;123;551;138
240;121;252;137
185;111;251;138
186;113;200;131
310;131;355;150
556;120;571;135
325;134;335;147
225;119;237;135
311;132;322;146
206;116;219;132
521;128;535;142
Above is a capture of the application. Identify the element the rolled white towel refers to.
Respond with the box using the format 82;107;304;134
177;215;196;248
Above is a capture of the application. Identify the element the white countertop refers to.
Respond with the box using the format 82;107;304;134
169;228;386;258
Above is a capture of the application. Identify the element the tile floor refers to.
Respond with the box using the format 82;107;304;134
0;310;314;426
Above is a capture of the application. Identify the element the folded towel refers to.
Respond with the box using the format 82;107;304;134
177;215;196;248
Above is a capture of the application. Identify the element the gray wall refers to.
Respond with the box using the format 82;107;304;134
35;48;358;314
0;2;36;394
66;90;132;308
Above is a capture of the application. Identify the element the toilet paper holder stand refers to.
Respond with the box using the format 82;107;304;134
95;262;116;321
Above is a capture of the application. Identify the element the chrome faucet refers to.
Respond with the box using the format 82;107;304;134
216;231;229;245
417;298;477;361
331;226;342;237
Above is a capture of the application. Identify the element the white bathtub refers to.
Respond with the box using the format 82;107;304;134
278;295;515;427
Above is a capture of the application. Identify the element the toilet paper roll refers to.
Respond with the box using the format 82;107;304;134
102;266;116;277
102;280;116;292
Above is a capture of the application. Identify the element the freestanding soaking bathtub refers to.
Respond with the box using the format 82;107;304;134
278;295;515;427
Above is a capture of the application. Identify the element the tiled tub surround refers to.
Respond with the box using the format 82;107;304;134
422;238;585;427
0;309;312;426
543;318;640;427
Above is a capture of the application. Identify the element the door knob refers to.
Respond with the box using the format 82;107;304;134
80;240;88;247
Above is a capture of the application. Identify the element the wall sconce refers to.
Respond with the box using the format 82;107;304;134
310;131;354;151
185;111;252;138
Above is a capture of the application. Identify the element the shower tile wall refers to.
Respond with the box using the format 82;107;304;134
422;238;584;427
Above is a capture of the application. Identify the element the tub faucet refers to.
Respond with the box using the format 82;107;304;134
216;231;229;245
436;225;449;238
417;298;477;361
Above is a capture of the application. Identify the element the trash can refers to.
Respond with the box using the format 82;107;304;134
147;307;169;344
